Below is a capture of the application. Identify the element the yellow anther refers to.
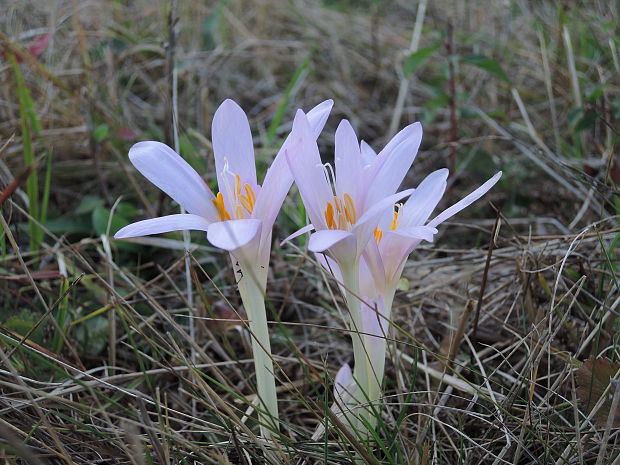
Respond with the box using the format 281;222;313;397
244;183;256;210
325;202;337;229
235;205;245;219
389;210;399;231
373;227;383;244
235;174;242;196
211;192;231;221
239;195;253;213
343;193;356;224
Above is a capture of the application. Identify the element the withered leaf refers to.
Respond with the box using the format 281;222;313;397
575;357;620;427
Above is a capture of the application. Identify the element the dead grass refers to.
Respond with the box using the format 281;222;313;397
0;0;619;463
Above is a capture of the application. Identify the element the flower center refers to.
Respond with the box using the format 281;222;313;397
211;173;256;221
324;193;357;230
373;204;401;243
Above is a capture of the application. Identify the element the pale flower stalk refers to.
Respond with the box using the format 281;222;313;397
115;98;333;438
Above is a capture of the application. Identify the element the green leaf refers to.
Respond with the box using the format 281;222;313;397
76;195;105;214
93;124;109;143
45;216;93;235
403;44;439;77
461;54;510;83
92;206;130;236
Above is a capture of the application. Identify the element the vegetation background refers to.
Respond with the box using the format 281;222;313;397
0;0;619;463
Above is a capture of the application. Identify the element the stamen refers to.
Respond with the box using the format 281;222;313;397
338;210;347;230
373;227;383;244
239;195;253;213
325;202;336;229
323;163;337;197
343;193;356;224
389;210;399;231
235;205;244;220
244;183;256;210
235;174;242;196
211;192;231;221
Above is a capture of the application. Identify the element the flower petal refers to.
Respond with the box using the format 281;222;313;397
212;99;257;189
361;240;386;297
400;169;449;228
334;363;355;404
352;189;414;257
428;171;502;228
378;226;436;286
363;122;422;208
128;141;217;220
315;252;343;285
306;99;334;139
280;223;315;246
308;229;357;266
206;218;262;252
335;120;363;204
285;110;333;228
253;100;334;235
360;140;376;167
114;214;211;239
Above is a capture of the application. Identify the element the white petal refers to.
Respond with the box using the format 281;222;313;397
400;169;449;227
129;142;217;220
114;214;211;239
360;140;376;167
363;122;423;208
308;230;357;267
428;172;502;228
306;99;334;138
253;100;333;238
334;363;355;404
334;120;363;204
206;218;262;252
352;189;414;257
212;99;257;190
285;111;333;228
280;224;315;246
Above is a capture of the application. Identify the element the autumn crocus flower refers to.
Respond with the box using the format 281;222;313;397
284;113;425;268
364;169;502;317
115;98;333;438
284;112;427;419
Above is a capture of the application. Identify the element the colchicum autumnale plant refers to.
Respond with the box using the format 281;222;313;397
115;98;333;438
316;160;501;427
283;110;434;424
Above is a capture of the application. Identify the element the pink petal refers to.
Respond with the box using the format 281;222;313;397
363;122;423;208
401;169;449;227
334;363;355;403
206;218;262;252
308;230;357;266
253;100;333;236
428;171;502;228
129;142;217;220
285;111;333;228
378;226;436;286
315;252;343;285
280;224;315;246
114;214;211;239
360;241;386;296
306;99;334;139
212;99;257;190
334;120;363;204
360;140;376;167
352;189;414;257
